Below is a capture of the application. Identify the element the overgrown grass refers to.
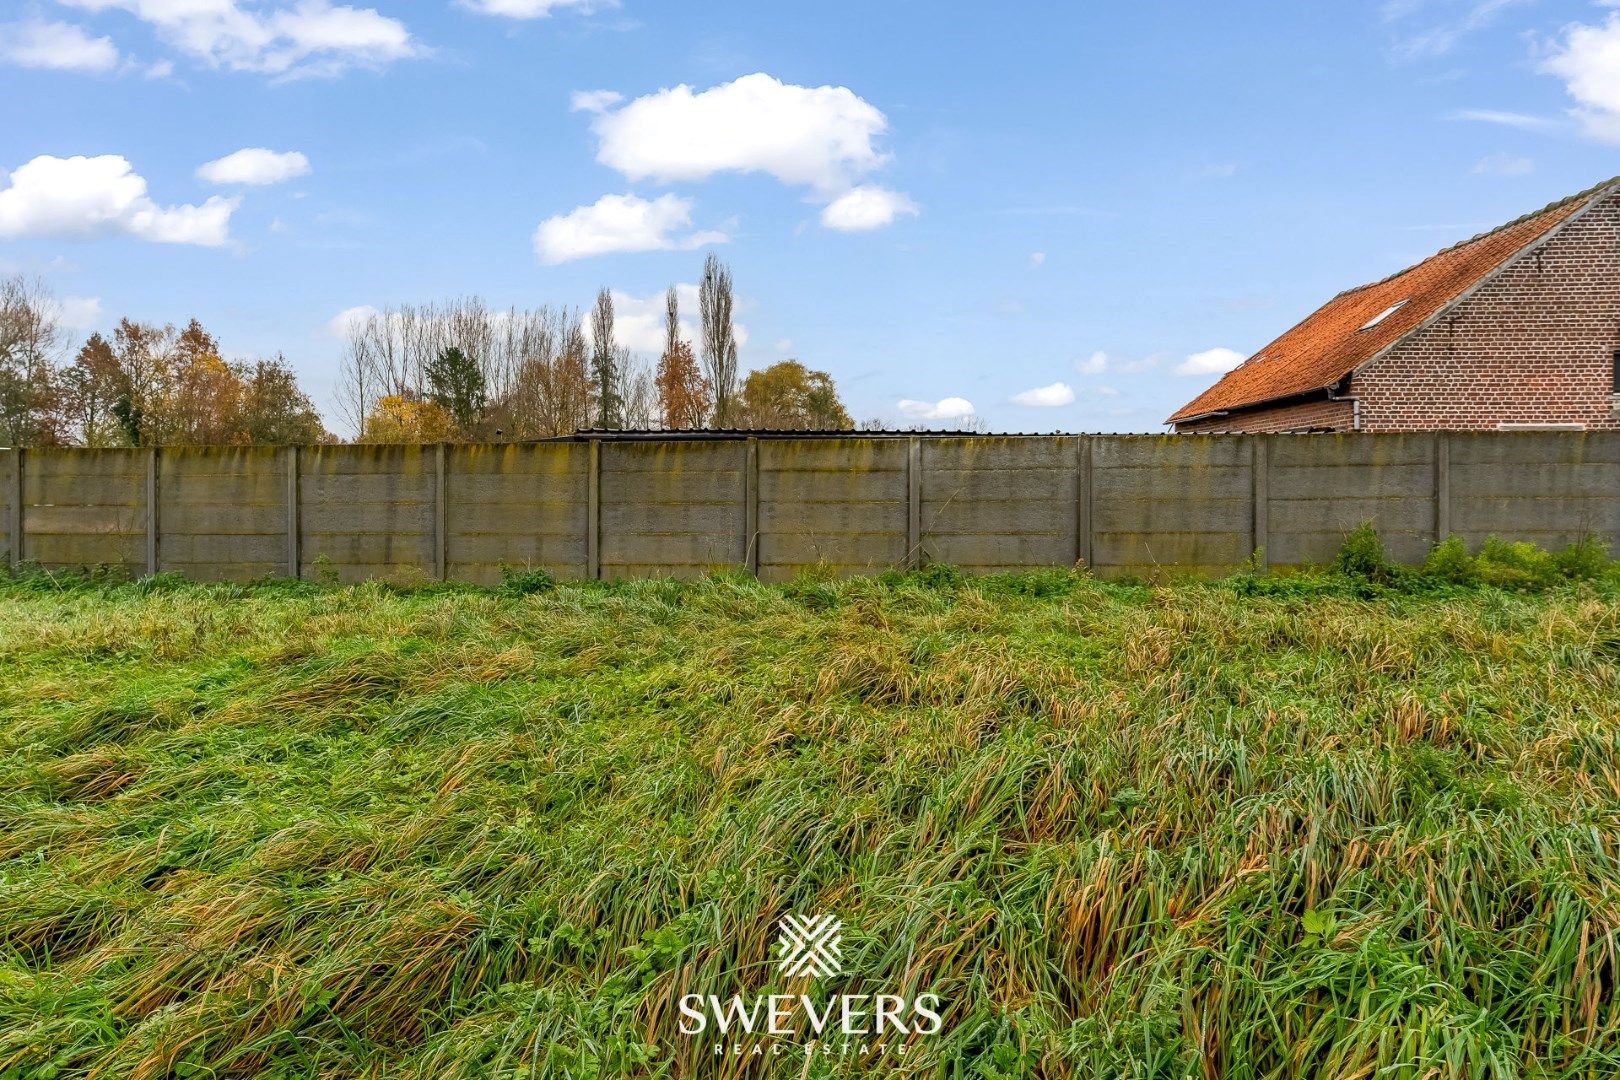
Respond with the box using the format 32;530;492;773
2;543;1620;1077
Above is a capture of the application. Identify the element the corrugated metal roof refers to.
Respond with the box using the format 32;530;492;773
555;429;1351;441
557;428;1074;440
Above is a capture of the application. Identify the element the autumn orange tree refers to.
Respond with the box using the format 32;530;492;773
109;320;325;446
655;286;709;429
44;308;328;447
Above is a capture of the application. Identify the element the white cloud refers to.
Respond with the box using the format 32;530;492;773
533;193;727;264
581;73;915;233
0;19;119;71
1075;350;1109;375
570;88;624;113
1542;13;1620;142
1197;162;1239;178
897;396;976;421
603;283;749;354
589;73;890;193
1471;152;1534;175
145;58;174;78
198;148;311;185
605;284;694;353
1447;107;1556;131
1010;381;1075;407
57;0;422;77
1176;347;1246;376
463;0;613;18
1386;0;1525;60
327;304;378;337
54;295;103;330
819;186;918;232
1030;251;1046;266
1077;350;1164;374
0;154;237;246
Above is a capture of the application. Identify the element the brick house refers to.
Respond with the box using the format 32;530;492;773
1168;177;1620;433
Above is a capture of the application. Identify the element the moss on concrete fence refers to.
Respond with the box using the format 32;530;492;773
1;433;1617;584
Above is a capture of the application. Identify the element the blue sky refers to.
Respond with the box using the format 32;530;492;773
3;0;1620;433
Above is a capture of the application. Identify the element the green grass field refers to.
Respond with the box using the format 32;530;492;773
3;549;1620;1078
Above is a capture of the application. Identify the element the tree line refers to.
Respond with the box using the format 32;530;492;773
0;255;853;449
338;254;851;442
0;276;327;449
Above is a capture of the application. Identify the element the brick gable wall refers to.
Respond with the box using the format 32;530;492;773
1174;396;1353;433
1173;190;1620;433
1353;192;1620;432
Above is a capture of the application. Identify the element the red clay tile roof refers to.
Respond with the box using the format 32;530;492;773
1166;179;1619;424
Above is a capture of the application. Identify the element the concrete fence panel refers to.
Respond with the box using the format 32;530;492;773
600;440;748;579
447;443;588;584
757;438;907;581
4;433;1620;585
1448;432;1620;551
2;449;15;570
22;448;147;576
300;445;436;583
1267;433;1438;567
1090;436;1253;577
921;437;1080;572
159;446;288;581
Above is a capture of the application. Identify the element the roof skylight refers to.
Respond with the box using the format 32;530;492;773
1357;299;1409;332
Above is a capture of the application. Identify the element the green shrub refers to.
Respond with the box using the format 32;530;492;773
1421;533;1615;591
1554;534;1612;582
498;564;556;595
878;563;967;590
1423;536;1477;585
128;571;193;596
913;563;967;589
979;566;1089;598
310;552;341;586
1334;522;1394;582
1475;536;1558;590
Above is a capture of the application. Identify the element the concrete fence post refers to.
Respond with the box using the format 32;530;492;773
906;436;922;570
586;440;601;580
145;447;159;577
285;445;301;579
1251;436;1270;569
7;448;20;572
1434;432;1452;543
434;443;448;581
744;437;760;575
1076;437;1093;570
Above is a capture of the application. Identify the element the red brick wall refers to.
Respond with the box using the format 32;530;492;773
1355;193;1620;432
1174;191;1620;434
1175;396;1354;433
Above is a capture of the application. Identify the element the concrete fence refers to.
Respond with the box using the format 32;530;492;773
2;433;1617;584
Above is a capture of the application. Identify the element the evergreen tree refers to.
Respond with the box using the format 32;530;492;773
424;346;486;436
